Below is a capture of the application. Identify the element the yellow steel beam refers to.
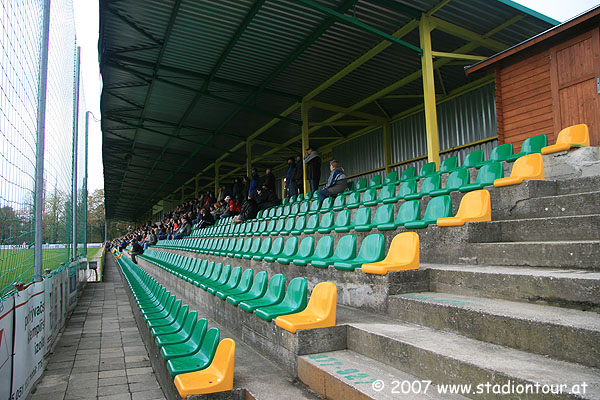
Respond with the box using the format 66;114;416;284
374;100;390;119
431;16;508;52
426;0;453;16
301;102;310;193
431;51;486;61
252;139;285;148
419;14;440;169
383;121;392;173
307;100;386;122
310;120;379;127
383;94;424;99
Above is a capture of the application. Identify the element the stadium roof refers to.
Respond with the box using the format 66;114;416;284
99;0;556;220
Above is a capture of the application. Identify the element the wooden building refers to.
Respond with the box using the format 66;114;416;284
466;6;600;150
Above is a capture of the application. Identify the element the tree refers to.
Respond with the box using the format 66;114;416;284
87;189;105;243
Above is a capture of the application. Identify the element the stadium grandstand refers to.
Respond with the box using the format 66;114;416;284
5;1;599;399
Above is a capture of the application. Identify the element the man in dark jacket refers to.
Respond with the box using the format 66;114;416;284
264;168;276;191
285;158;297;197
304;147;321;193
197;207;215;229
130;236;144;264
319;160;348;204
294;155;304;194
232;177;244;204
233;195;258;224
256;185;280;211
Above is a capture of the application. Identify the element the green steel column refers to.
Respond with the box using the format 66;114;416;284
383;121;392;173
301;102;310;193
419;15;440;169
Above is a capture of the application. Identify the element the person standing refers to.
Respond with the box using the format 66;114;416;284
285;157;297;197
304;146;321;193
294;155;304;195
264;168;276;191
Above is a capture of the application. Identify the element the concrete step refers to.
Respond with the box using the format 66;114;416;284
468;214;600;242
387;292;600;368
346;318;600;400
422;264;600;310
298;349;468;400
468;240;600;270
493;191;600;220
554;175;600;196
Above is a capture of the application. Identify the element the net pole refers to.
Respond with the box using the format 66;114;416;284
71;47;81;260
34;0;52;282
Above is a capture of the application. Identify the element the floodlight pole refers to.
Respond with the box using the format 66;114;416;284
34;0;52;282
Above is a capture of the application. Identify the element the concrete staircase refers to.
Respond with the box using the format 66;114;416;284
299;174;600;399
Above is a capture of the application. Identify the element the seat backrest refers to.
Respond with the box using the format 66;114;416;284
398;180;417;197
383;171;398;184
258;237;272;255
373;204;394;224
556;124;589;146
280;277;308;309
333;194;346;209
208;263;222;282
209;338;236;378
290;203;300;215
248;270;269;297
321;196;333;211
334;209;351;228
241;238;252;253
249;237;262;253
309;199;320;213
306;214;319;230
274;218;285;232
180;310;198;336
347;191;361;206
202;262;215;279
289;195;296;203
378;184;396;201
237;269;254;292
510;153;544;179
319;212;334;229
198;327;220;364
282;205;291;216
422;195;452;221
369;175;382;187
333;235;356;260
266;220;275;233
294;215;307;231
489;143;513;161
283;217;295;231
215;264;231;285
521;134;548;153
263;273;286;302
418;162;437;178
354;178;367;190
258;221;267;233
395;200;420;225
445;167;470;190
314;236;334;259
306;282;337;318
400;166;416;181
173;305;189;327
455;189;491;220
361;188;377;203
352;207;371;226
297;236;315;258
462;150;484;168
418;174;441;195
269;237;284;255
196;260;208;277
299;201;310;214
256;210;264;219
475;161;504;185
357;233;386;262
188;318;208;348
439;156;458;174
281;236;299;257
385;232;420;264
224;267;242;288
346;181;355;191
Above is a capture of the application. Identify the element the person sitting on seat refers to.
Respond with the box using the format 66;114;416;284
143;229;157;250
119;238;129;252
232;195;258;224
319;160;348;204
157;226;167;241
173;217;192;240
130;236;144;264
256;185;280;211
220;196;241;219
197;207;215;229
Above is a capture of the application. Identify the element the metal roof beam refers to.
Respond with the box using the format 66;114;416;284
367;0;422;19
309;120;379;127
106;6;163;45
430;16;508;52
306;100;386;122
295;0;422;54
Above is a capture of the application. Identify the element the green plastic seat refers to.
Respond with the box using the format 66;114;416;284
344;180;355;193
208;266;241;295
381;170;399;186
361;175;382;191
290;236;316;266
262;237;284;262
312;190;320;199
320;197;333;212
459;162;503;192
405;162;437;181
289;203;300;216
216;268;253;299
192;261;214;286
383;180;416;204
147;301;184;329
196;262;221;289
354;178;367;191
281;205;291;218
430;167;470;196
239;273;286;312
346;192;361;209
304;214;320;234
161;319;208;361
271;218;285;235
275;236;299;264
220;239;236;256
308;199;321;214
462;150;484;168
279;217;295;235
166;327;220;377
262;220;276;236
242;238;262;260
368;184;396;205
201;264;230;291
438;156;458;174
316;212;335;234
252;237;273;261
255;221;267;236
234;238;253;259
377;200;421;230
298;201;310;216
340;207;370;233
355;204;394;232
226;270;268;306
332;194;346;211
506;134;548;162
294;235;332;266
399;167;416;182
332;209;351;233
334;233;386;271
360;188;378;206
255;277;308;321
291;215;307;235
404;174;441;200
227;239;244;257
478;143;513;167
312;234;356;268
404;195;452;229
142;295;175;318
154;310;198;346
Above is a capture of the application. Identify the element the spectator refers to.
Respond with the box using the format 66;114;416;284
242;176;250;198
285;157;297;197
197;207;215;229
119;238;128;252
256;185;280;211
130;236;144;264
304;146;321;193
220;195;241;219
157;226;167;240
233;195;258;224
173;217;192;240
216;186;227;203
232;177;244;204
212;201;227;220
143;229;157;250
295;155;304;194
249;168;260;196
264;168;276;191
318;160;348;204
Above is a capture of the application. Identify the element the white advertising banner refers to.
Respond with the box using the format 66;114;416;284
0;295;15;400
11;282;45;400
44;270;64;355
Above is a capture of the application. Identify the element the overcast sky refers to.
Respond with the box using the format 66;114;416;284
73;0;599;193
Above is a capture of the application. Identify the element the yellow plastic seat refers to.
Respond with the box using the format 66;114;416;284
361;232;419;275
541;124;589;154
437;190;491;227
493;153;545;187
173;338;235;398
275;282;337;333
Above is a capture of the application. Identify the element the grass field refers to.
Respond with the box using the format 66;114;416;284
0;246;101;296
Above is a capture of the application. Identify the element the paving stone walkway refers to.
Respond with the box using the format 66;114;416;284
30;257;166;400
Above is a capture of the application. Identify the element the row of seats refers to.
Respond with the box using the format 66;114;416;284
138;250;338;330
113;249;235;397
